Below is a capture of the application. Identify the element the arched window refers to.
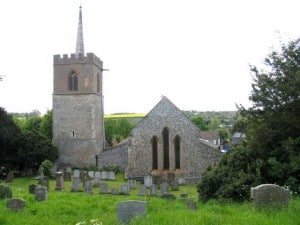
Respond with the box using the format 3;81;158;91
68;71;78;91
151;136;158;170
174;135;181;169
163;127;169;170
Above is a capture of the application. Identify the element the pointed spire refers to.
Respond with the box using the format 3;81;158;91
75;5;84;56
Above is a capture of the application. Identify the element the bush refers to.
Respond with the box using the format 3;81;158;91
41;160;53;177
0;184;12;199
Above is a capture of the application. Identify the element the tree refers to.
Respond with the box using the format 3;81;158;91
191;116;208;130
17;130;58;171
0;107;22;166
40;110;53;140
104;118;133;146
208;116;220;131
198;38;300;201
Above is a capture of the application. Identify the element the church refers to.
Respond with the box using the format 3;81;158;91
52;6;222;183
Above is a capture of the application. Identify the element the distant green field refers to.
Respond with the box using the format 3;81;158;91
1;175;300;225
104;113;146;119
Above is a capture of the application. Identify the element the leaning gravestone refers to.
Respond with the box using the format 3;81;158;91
84;178;93;194
6;198;26;212
251;184;290;208
93;171;101;187
35;187;48;201
99;183;108;194
5;171;14;182
117;200;147;224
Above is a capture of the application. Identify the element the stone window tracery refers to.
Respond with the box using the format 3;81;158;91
68;70;78;91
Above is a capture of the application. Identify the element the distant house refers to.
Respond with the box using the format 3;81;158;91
200;131;220;146
231;132;246;146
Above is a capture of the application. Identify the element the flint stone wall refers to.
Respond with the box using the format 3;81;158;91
126;97;223;183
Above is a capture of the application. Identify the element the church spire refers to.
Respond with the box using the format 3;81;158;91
75;5;84;56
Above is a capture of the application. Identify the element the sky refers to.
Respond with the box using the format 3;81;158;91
1;0;300;115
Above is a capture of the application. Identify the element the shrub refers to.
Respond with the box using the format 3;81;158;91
41;160;53;177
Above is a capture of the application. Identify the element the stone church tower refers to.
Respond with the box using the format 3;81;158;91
53;6;105;167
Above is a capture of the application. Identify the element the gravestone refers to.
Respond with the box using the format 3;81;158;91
160;182;169;196
88;171;95;179
84;178;93;194
251;184;290;208
120;184;129;195
6;198;26;212
93;171;101;187
161;193;176;200
108;171;115;180
66;167;72;173
35;187;48;201
144;175;152;188
101;171;108;180
117;200;147;224
80;171;85;182
40;177;49;190
73;169;80;179
50;165;58;178
71;178;81;192
186;199;197;210
99;183;108;194
64;168;72;182
150;184;157;196
111;188;119;195
55;171;64;190
171;179;179;191
139;184;147;196
5;171;14;182
29;184;37;194
128;179;136;190
180;193;188;199
178;178;185;185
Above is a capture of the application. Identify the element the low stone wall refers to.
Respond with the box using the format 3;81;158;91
98;143;128;171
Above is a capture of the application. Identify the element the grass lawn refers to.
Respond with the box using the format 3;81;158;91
0;174;299;225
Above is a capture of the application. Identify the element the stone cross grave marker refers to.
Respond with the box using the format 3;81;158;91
35;187;48;201
117;200;147;224
6;198;26;212
251;184;290;208
99;183;108;194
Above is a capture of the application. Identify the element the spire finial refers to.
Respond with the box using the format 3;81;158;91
75;5;84;56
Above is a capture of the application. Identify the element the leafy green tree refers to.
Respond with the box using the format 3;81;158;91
21;116;42;132
40;110;53;140
198;38;300;201
104;118;133;146
191;116;208;130
0;107;22;166
17;130;58;171
208;116;220;131
218;128;228;144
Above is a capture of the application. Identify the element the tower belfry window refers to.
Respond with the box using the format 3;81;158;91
68;71;78;91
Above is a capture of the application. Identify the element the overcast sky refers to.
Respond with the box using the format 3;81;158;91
1;0;300;115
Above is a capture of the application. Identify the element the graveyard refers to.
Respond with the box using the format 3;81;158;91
0;171;300;225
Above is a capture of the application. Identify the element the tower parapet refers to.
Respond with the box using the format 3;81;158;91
54;52;103;69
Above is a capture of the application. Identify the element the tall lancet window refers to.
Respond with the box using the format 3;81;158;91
163;127;170;170
68;71;78;91
151;136;158;170
174;135;181;169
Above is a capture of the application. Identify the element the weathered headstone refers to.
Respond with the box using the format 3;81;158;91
251;184;290;208
73;169;80;179
88;171;95;179
139;184;147;196
160;182;169;196
71;178;81;192
84;178;93;194
64;168;72;182
55;171;64;190
101;171;108;180
161;193;176;200
178;178;185;185
108;171;115;181
171;179;179;191
186;199;197;210
5;171;14;182
35;187;48;201
29;184;37;194
66;167;72;173
117;200;147;224
99;183;108;194
144;175;152;188
6;198;26;212
111;188;119;195
40;177;49;190
120;184;129;195
93;171;101;187
128;179;136;190
80;171;85;182
180;193;188;199
150;184;157;196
